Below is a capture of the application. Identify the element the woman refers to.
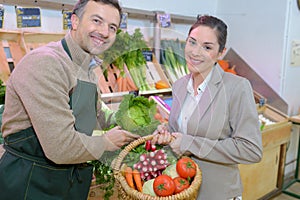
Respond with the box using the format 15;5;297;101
153;15;262;199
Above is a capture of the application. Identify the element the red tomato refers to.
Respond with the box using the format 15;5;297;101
153;175;175;197
173;177;190;194
176;157;197;179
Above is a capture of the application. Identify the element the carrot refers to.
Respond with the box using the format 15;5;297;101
116;77;123;92
133;169;143;192
125;76;138;91
121;77;127;91
125;166;135;189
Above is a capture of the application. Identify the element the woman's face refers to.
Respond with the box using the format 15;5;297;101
71;1;120;55
185;25;224;77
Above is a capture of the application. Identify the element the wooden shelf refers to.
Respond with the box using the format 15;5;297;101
0;0;196;24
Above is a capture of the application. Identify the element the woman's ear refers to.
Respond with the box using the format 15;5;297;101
218;47;227;59
71;14;79;30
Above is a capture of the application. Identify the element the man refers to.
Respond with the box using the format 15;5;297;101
0;0;139;199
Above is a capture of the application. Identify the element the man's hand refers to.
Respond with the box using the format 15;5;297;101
104;126;140;151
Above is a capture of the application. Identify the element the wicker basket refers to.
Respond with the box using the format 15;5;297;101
112;135;202;200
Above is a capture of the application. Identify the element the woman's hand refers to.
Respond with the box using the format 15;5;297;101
170;132;183;156
152;124;172;145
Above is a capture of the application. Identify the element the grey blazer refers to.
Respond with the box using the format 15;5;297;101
169;64;263;199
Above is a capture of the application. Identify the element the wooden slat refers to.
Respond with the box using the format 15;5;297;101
8;41;25;67
0;42;11;82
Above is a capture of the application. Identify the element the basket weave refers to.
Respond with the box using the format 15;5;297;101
112;135;202;200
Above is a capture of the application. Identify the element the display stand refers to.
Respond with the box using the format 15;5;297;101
282;115;300;199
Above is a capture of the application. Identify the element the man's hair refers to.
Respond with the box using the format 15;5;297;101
72;0;122;22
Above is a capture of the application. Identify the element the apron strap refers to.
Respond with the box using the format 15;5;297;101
61;38;72;60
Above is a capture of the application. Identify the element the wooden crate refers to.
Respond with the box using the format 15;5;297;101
0;30;25;82
0;31;65;83
94;63;138;94
239;104;292;200
22;32;65;53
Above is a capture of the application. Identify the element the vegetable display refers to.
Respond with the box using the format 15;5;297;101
115;94;160;136
99;29;153;91
160;39;189;83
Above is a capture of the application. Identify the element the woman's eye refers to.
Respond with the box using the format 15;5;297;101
203;46;212;50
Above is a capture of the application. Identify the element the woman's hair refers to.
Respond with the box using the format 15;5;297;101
188;15;227;52
72;0;122;22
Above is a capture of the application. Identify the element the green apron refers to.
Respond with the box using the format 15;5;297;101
0;39;98;200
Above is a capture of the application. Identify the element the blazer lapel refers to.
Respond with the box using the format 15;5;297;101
192;65;224;123
171;75;190;131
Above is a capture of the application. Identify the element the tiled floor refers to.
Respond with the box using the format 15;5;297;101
270;181;300;199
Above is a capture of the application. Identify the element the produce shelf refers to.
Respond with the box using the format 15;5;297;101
239;104;292;200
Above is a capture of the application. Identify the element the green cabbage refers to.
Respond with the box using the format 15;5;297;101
115;94;160;136
142;179;157;197
162;164;179;179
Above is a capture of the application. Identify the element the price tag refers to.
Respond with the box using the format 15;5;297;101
120;13;128;29
15;7;41;28
0;5;4;29
157;13;171;28
62;10;72;30
142;50;153;62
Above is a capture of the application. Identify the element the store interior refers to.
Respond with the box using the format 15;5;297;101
0;0;300;199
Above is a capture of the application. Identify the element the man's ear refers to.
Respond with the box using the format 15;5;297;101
71;14;79;30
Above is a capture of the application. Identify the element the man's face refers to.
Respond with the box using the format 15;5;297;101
71;1;120;55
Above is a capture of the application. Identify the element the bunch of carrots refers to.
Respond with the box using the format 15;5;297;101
116;76;138;92
125;166;143;192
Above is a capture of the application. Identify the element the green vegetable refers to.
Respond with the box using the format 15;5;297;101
142;179;157;197
0;79;5;105
99;29;153;91
160;39;189;82
162;163;179;179
115;94;160;136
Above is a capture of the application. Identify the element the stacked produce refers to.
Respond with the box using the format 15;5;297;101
217;59;237;75
99;29;154;91
160;39;189;83
258;114;275;131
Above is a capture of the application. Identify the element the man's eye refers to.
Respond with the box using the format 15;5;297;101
203;46;212;50
93;19;102;25
110;26;117;33
188;40;196;45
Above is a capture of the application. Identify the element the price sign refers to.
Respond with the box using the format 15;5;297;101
142;50;153;62
16;7;41;28
0;5;4;29
157;13;171;28
120;12;128;29
62;10;72;30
